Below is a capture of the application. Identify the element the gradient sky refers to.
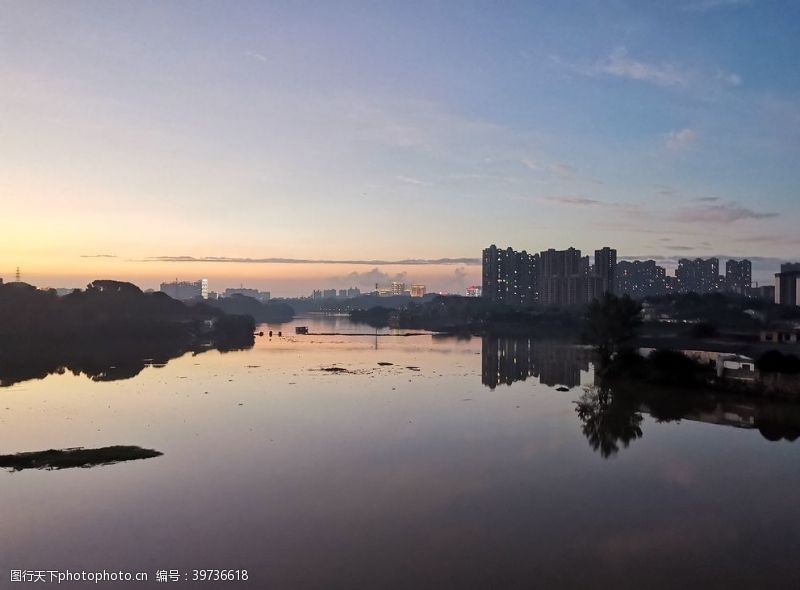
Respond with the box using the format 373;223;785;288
2;0;798;294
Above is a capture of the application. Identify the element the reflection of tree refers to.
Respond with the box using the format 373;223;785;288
575;381;643;458
0;335;254;387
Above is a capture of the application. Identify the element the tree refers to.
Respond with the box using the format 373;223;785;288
584;293;642;363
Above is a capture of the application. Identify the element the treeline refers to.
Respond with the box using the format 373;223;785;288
350;295;584;337
0;280;255;343
205;294;294;323
0;281;257;386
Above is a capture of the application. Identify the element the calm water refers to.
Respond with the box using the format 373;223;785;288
1;315;799;589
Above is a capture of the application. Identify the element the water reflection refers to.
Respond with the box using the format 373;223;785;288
481;337;800;458
576;379;800;458
481;336;590;389
0;334;254;387
575;381;644;458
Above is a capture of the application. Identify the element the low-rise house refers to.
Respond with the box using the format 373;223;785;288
761;329;800;345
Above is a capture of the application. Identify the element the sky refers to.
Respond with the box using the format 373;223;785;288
1;0;798;294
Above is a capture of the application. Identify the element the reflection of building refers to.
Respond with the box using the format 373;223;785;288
481;337;590;390
775;263;800;306
160;279;208;300
410;284;426;297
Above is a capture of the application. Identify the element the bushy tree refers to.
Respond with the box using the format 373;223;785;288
584;294;642;362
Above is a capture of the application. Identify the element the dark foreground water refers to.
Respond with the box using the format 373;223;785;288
1;316;799;589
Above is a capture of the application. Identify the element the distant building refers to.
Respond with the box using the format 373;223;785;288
338;289;347;298
676;258;720;294
311;289;323;299
160;279;208;300
346;287;361;298
466;285;482;298
539;247;590;306
750;285;775;302
775;263;800;306
594;247;617;296
725;259;752;295
616;260;667;299
390;281;406;296
322;289;337;299
482;245;539;305
410;284;426;297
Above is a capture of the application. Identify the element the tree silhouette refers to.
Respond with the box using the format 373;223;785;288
575;381;643;458
584;294;642;364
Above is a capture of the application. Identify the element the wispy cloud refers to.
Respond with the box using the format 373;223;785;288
396;175;433;186
683;0;751;13
520;156;576;179
80;254;117;258
140;256;481;265
540;196;602;206
591;48;688;88
734;235;800;245
244;50;267;63
665;128;697;151
553;48;741;94
671;203;778;224
539;196;633;210
549;161;576;178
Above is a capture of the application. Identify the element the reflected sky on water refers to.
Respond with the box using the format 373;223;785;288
1;316;799;588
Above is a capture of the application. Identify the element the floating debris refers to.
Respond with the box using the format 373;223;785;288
377;362;394;366
406;366;421;371
556;386;570;392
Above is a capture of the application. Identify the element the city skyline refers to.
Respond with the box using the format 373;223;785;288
6;247;788;299
2;2;799;294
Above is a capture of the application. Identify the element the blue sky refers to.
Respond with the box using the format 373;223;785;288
1;0;798;292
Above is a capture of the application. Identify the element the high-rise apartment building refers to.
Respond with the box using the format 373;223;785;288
616;260;667;298
482;245;539;305
410;284;427;297
539;248;582;306
483;245;618;307
676;258;720;294
160;279;208;300
594;247;617;296
775;263;800;306
725;259;752;295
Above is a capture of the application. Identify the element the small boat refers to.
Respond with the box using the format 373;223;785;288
295;326;309;335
